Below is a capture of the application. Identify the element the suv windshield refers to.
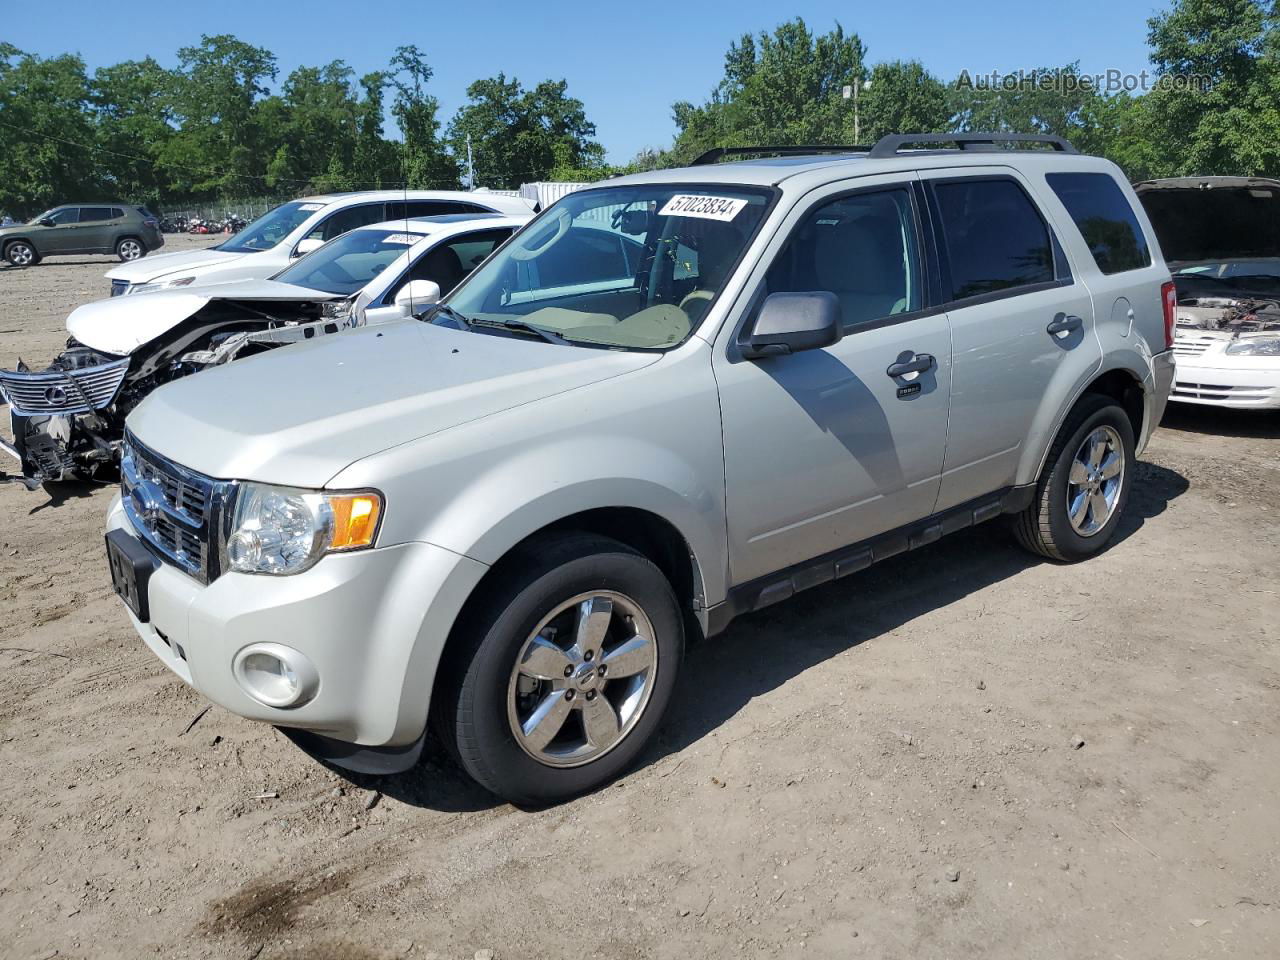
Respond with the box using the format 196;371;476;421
437;184;771;349
217;200;323;254
273;227;420;295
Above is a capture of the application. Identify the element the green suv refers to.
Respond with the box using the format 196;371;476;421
0;204;164;267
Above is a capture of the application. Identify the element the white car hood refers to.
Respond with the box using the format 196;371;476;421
104;246;247;283
67;279;339;355
127;320;659;487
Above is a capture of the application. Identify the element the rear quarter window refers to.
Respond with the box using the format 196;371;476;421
1047;172;1151;275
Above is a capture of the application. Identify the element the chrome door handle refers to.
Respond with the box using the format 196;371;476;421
886;353;935;378
1047;313;1083;336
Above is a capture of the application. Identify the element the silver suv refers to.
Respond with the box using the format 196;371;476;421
104;134;1176;804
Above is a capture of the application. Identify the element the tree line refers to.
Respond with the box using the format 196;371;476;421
0;0;1275;219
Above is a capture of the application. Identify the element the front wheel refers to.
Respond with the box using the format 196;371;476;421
1013;394;1135;562
4;241;38;267
433;533;684;805
116;237;145;262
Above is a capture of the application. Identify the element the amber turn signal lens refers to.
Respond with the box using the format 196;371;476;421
327;493;382;550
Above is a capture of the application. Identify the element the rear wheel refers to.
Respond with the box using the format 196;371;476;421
116;237;145;262
1013;394;1135;562
4;241;38;267
433;533;684;805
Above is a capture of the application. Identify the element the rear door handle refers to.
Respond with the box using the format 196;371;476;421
886;353;935;378
1047;313;1083;335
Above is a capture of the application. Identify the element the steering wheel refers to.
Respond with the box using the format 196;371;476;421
510;207;571;261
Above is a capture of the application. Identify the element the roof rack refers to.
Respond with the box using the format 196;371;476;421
692;145;872;166
867;132;1078;159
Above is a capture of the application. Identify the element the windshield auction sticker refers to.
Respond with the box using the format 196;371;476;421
382;233;418;245
659;194;748;222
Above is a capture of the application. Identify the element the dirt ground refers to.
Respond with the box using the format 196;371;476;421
1;237;1278;960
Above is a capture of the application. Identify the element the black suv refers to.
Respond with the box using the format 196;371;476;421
0;205;164;266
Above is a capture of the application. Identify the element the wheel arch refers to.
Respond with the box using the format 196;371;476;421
1025;364;1147;484
3;236;38;255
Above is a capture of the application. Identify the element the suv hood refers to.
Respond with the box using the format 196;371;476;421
126;320;659;487
104;246;247;283
67;279;338;354
1134;177;1280;266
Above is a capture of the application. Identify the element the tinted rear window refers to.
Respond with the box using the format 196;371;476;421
1047;173;1150;274
934;179;1055;300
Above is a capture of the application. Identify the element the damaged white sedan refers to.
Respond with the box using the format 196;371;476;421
1136;176;1280;408
0;213;526;486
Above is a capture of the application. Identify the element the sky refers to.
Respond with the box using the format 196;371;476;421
8;0;1165;164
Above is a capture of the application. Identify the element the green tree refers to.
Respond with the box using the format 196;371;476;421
447;73;604;188
389;45;458;189
91;57;176;207
0;44;99;217
1142;0;1280;176
860;60;950;141
161;34;277;198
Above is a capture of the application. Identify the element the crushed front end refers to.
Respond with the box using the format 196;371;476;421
0;344;131;487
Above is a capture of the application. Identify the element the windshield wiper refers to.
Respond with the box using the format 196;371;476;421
468;317;570;346
424;303;473;327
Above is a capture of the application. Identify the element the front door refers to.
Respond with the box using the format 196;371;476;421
39;207;82;253
715;176;953;585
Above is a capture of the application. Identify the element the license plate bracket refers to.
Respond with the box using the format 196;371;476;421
105;528;158;622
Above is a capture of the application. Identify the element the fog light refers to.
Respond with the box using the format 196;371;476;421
232;643;319;708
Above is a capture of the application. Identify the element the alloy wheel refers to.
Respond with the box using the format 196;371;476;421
1066;425;1125;536
507;591;658;768
7;243;34;266
119;239;143;260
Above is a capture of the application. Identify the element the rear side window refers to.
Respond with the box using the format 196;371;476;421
934;179;1055;300
1047;173;1151;275
307;203;389;242
111;207;124;219
79;207;114;222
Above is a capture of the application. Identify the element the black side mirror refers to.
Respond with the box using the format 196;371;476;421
38;218;55;228
741;291;842;359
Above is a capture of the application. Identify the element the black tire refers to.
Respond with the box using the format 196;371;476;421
1013;394;1136;562
115;236;146;262
432;532;684;805
4;240;39;267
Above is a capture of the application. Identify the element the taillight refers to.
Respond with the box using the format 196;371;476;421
1160;280;1177;350
143;218;158;228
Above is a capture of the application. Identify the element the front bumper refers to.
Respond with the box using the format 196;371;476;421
1170;355;1280;409
106;494;489;747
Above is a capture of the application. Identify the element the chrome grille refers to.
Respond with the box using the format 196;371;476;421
121;433;222;583
1172;335;1217;358
0;357;129;416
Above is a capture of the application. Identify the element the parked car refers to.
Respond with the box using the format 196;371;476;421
1134;176;1280;408
104;191;534;297
102;134;1175;804
0;213;528;487
1;205;163;266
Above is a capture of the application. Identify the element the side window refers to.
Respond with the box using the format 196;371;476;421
765;187;921;329
48;208;80;225
1046;172;1151;275
79;207;113;222
388;228;513;300
933;179;1055;300
111;207;125;219
403;201;459;217
308;203;387;242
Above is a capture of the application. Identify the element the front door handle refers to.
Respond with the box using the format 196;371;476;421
1047;313;1083;336
886;353;935;378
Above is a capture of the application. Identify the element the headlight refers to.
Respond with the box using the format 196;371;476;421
1225;335;1280;357
225;482;383;576
132;276;197;295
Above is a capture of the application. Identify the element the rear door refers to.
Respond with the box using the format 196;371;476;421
918;168;1100;512
77;206;119;252
715;174;953;585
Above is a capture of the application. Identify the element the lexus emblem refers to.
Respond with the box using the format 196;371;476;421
44;385;68;405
